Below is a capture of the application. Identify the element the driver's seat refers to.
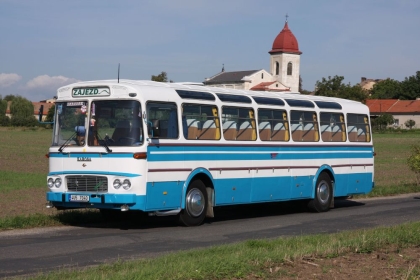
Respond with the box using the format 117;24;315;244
112;120;131;142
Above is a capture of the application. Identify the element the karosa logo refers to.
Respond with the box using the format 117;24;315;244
72;88;110;96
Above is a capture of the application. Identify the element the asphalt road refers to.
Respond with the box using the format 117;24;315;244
1;194;420;278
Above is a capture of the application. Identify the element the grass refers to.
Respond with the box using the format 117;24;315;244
27;221;420;279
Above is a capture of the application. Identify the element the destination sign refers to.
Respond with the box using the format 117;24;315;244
72;87;110;97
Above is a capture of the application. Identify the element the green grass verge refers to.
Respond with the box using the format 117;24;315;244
28;221;420;280
0;210;103;230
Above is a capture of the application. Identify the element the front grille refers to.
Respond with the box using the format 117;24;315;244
66;175;108;192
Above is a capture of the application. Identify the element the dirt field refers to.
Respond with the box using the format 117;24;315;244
267;247;420;279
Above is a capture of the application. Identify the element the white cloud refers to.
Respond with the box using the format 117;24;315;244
25;75;80;90
0;73;22;87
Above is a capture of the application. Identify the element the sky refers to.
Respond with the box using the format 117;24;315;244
1;0;419;101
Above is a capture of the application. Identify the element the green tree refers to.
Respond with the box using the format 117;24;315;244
369;79;403;99
0;95;10;127
405;119;416;129
314;75;367;102
400;71;420;100
3;94;16;102
45;104;55;123
151;71;168;82
407;144;420;186
373;113;395;130
10;96;37;127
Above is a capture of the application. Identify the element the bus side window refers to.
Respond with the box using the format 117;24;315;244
347;113;370;142
146;102;178;139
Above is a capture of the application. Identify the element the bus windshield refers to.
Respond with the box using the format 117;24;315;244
52;100;144;148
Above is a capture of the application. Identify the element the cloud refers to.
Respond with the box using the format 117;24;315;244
25;75;80;90
0;73;22;87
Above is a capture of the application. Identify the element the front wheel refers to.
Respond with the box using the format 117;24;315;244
179;180;208;226
308;173;332;212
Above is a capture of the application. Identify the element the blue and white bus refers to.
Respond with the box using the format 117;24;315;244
46;80;374;226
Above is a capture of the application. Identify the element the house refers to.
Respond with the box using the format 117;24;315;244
366;99;420;128
203;19;302;93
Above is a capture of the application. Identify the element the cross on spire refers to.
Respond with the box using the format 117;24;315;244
285;13;289;23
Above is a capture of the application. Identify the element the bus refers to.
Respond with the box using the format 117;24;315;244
46;80;374;226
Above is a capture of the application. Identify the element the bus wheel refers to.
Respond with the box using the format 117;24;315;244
308;173;332;212
179;180;208;226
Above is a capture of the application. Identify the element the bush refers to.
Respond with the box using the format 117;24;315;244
407;144;420;186
405;119;416;129
0;115;10;127
11;116;38;127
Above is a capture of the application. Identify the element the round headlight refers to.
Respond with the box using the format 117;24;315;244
54;178;62;188
47;178;54;188
122;179;131;190
113;179;121;189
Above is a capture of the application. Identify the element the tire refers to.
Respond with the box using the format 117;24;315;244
179;180;208;226
308;172;332;212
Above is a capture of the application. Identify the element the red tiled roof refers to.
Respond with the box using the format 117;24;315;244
366;99;420;114
250;82;276;91
269;21;302;55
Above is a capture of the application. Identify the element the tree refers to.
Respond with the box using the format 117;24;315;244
151;71;168;82
373;113;395;130
369;79;403;99
407;144;420;186
0;96;10;127
405;119;416;129
9;96;37;127
400;71;420;100
314;75;367;102
45;104;55;123
3;94;16;102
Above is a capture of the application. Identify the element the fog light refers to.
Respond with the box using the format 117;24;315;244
122;179;131;190
48;178;54;188
121;204;130;212
113;179;121;189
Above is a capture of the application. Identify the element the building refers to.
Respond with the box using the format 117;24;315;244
359;77;384;91
366;99;420;128
203;19;302;93
5;101;55;122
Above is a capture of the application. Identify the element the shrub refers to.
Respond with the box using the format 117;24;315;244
405;119;416;129
407;144;420;185
11;115;38;127
0;115;10;126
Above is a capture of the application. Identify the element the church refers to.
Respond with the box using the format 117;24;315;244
203;19;302;93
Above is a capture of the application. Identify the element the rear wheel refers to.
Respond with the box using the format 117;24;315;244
308;173;332;212
179;180;208;226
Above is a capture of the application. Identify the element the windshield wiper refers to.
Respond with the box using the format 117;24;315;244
96;132;112;153
58;131;77;153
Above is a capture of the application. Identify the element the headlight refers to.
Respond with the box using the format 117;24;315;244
113;179;121;189
47;178;54;188
54;178;62;188
122;179;131;190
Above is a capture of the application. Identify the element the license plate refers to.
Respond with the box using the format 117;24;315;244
69;194;90;202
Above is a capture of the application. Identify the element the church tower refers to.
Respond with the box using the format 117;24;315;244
269;19;302;92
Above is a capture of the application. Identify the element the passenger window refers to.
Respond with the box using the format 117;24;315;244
221;107;256;141
258;109;289;141
182;104;220;140
320;112;346;142
146;102;178;139
290;111;319;142
347;113;371;142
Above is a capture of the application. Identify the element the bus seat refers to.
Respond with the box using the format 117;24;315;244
237;121;253;141
302;123;315;141
199;120;217;140
112;120;131;142
258;121;271;141
320;124;331;142
331;125;342;141
357;128;366;142
291;123;303;142
347;126;357;141
223;121;237;140
271;122;286;141
186;119;200;140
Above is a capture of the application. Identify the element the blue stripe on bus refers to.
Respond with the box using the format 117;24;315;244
146;145;373;161
48;171;141;177
49;153;134;158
